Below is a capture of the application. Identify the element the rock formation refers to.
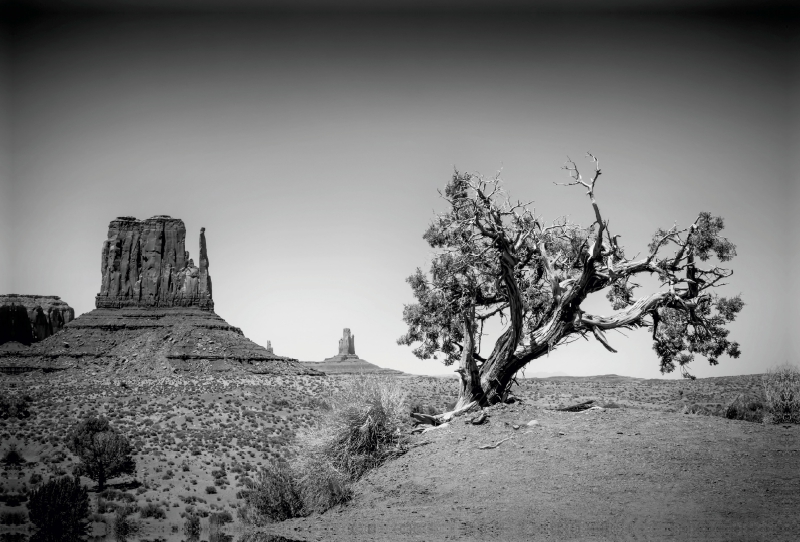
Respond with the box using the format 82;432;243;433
339;328;356;357
0;295;74;346
1;216;320;377
323;328;362;362
307;328;400;374
96;216;213;310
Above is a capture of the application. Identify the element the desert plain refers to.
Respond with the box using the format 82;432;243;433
1;369;797;542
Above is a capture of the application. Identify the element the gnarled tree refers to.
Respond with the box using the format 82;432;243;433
399;154;743;410
67;416;135;491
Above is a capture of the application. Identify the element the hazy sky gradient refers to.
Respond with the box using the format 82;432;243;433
3;13;796;377
0;25;11;295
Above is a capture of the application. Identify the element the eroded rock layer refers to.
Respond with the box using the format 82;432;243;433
96;216;213;310
0;295;75;346
0;307;322;376
1;215;316;377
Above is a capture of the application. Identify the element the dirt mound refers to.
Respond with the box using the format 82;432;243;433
0;307;323;377
268;404;797;542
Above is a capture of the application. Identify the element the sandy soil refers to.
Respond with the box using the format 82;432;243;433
2;372;797;541
269;404;798;542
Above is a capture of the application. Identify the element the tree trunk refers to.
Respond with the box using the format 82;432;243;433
455;310;482;409
97;469;106;492
470;243;528;406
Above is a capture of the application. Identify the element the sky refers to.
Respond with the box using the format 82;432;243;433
0;9;797;378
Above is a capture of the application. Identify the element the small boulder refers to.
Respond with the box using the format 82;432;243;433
526;420;539;427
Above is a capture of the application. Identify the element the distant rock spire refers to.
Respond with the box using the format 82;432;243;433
198;227;212;299
338;328;356;356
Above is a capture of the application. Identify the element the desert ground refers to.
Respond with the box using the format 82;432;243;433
1;370;797;542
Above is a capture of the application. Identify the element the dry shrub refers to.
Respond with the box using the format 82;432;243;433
315;373;409;480
237;461;306;526
293;454;351;514
762;364;800;424
724;394;765;422
239;374;407;524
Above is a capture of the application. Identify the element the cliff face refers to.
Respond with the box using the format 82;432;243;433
96;216;213;310
0;295;75;345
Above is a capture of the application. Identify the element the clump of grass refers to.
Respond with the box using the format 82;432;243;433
238;374;408;524
762;364;800;424
293;454;351;514
317;374;409;480
237;460;305;526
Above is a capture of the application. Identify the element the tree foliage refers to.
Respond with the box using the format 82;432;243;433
28;476;89;542
66;416;135;491
400;155;743;405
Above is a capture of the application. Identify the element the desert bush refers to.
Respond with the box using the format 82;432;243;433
315;373;408;480
139;502;166;519
725;394;766;422
209;510;233;526
99;488;137;503
183;512;201;538
112;507;139;540
762;364;800;424
240;374;407;524
27;476;89;542
237;461;305;525
205;485;217;494
293;454;352;514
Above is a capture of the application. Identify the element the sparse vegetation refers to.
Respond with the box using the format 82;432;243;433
237;460;306;525
762;363;800;424
238;374;407;524
27;476;89;542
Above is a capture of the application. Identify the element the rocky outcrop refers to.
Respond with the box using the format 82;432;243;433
0;307;322;376
323;328;361;362
0;295;74;346
339;328;356;356
95;216;213;310
1;215;319;377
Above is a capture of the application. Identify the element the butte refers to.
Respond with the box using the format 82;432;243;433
302;328;402;375
0;216;321;377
